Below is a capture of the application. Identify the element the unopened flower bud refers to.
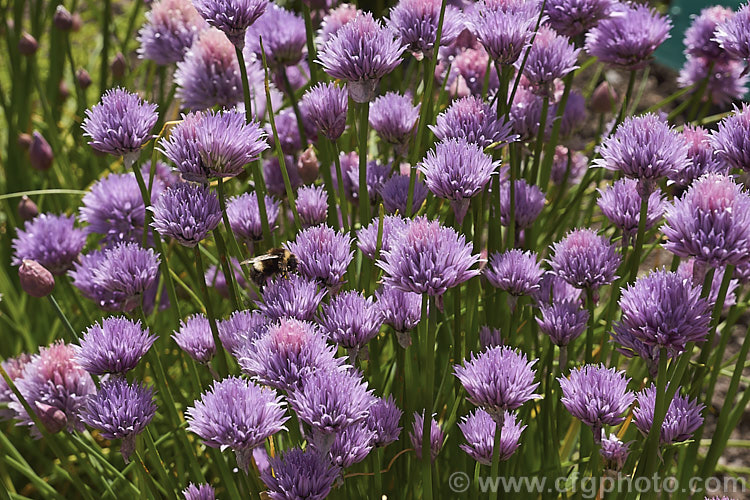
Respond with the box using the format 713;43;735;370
297;146;319;184
111;52;127;80
58;80;70;101
17;133;32;150
591;81;618;114
53;6;74;31
18;32;38;55
70;13;82;31
29;132;53;171
17;196;39;221
76;68;92;89
19;260;55;297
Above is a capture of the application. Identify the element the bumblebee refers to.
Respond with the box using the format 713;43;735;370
241;248;298;287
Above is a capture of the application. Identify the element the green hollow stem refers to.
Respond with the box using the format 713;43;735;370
301;2;319;84
489;418;503;500
215;178;244;309
372;447;383;499
281;70;307;146
507;154;518;249
627;190;649;282
703;265;736;403
260;38;302;231
331;142;351;233
100;0;111;95
420;294;436;500
530;95;549;185
584;289;595;364
357;102;371;225
235;46;253;121
48;295;77;342
192;246;230;376
636;348;668;484
538;72;573;191
615;70;637;129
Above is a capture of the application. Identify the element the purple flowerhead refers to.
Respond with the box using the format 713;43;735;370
498;178;545;229
484;249;544;296
217;309;268;356
237;318;341;391
150;182;222;247
77;317;156;376
549;228;620;290
264;155;303;197
677;260;739;311
389;0;464;58
227;192;281;242
684;6;735;61
195;109;269;179
714;2;750;61
80;378;156;463
419;138;500;223
454;346;539;420
182;483;216;500
430;95;516;148
267;108;302;155
137;0;208;65
0;354;32;421
192;0;268;47
595;113;690;185
409;411;444;462
509;84;549;141
711;104;750;172
669;126;727;188
479;326;503;350
366;395;403;447
174;29;244;111
369;92;420;152
357;214;408;260
459;408;525;465
205;257;249;299
544;0;615;38
533;271;582;305
467;0;540;65
536;299;588;347
245;5;306;67
662;174;750;268
173;314;216;364
328;423;375;467
81;172;164;245
379;174;429;215
317;12;405;102
615;268;712;358
558;364;634;439
599;434;630;471
585;4;671;70
633;385;705;445
597;179;667;244
319;290;383;354
12;341;96;435
289;368;375;435
13;213;86;275
286;224;354;289
678;57;749;107
258;275;326;322
318;3;360;46
260;447;339;500
378;216;481;297
187;377;288;472
82;88;158;164
301;82;348;141
69;243;160;312
521;26;580;96
551;146;587;186
375;286;422;340
296;185;329;228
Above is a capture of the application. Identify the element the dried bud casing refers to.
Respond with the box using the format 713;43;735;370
29;132;53;171
53;5;74;31
17;195;39;221
17;133;32;150
297;146;319;184
19;260;55;297
591;81;618;114
18;32;38;55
